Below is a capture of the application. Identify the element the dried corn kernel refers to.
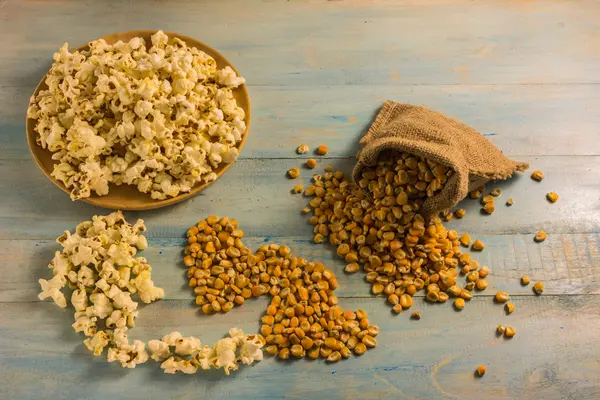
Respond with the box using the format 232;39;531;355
546;192;558;203
521;275;530;285
505;302;515;314
472;240;485;251
534;230;547;243
475;279;488;291
297;144;309;154
292;185;304;194
533;282;544;295
454;209;466;219
495;291;509;303
478;266;489;278
504;326;516;338
506;198;513;206
454;298;465;310
496;324;506;335
316;145;328;155
469;190;482;199
288;168;300;179
306;159;317;169
476;365;486;377
459;234;471;247
411;311;421;320
490;188;501;197
481;195;494;204
531;170;544;181
482;203;495;214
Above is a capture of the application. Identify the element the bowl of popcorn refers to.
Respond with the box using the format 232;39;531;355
26;30;250;210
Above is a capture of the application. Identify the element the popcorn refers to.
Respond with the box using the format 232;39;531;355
211;337;239;375
160;357;198;375
38;275;67;308
148;340;170;362
83;330;110;356
28;31;247;201
38;212;163;369
238;335;265;366
174;336;202;356
39;212;264;375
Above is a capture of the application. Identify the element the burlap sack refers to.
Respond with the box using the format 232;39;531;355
353;101;529;218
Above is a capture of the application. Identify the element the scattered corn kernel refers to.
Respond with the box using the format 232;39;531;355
459;234;472;247
411;311;421;320
490;188;501;197
533;282;544;295
504;326;516;338
531;170;544;181
505;302;515;314
476;365;486;377
546;192;558;203
481;195;494;204
506;198;514;206
454;209;466;219
495;291;510;303
454;298;465;310
306;159;317;169
292;185;304;194
316;145;328;155
496;324;506;335
399;294;413;309
345;263;359;273
475;279;488;291
296;144;309;154
521;275;530;285
469;190;482;199
478;266;489;278
534;230;547;243
288;168;300;179
482;203;495;214
472;240;485;251
392;304;403;314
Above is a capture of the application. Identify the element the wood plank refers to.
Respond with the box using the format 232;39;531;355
0;156;597;240
5;231;599;304
1;296;599;400
2;0;600;87
4;83;600;160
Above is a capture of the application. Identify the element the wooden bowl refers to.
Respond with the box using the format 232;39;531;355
26;30;251;211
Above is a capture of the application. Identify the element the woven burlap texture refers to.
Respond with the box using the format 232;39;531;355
352;101;529;218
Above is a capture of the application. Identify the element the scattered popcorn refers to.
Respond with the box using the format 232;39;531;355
28;31;247;201
160;357;198;375
39;212;264;376
148;340;170;362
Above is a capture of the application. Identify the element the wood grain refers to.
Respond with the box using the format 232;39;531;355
3;232;599;304
0;156;597;240
1;296;599;400
1;0;599;399
4;84;600;160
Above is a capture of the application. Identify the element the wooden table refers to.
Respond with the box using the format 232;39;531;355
1;1;599;399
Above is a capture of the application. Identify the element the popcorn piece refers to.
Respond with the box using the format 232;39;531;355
148;340;170;362
238;335;265;366
38;275;67;308
71;288;88;311
174;336;202;356
83;330;110;356
210;337;239;375
160;357;198;375
162;331;183;346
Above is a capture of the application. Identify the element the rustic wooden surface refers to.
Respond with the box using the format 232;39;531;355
1;1;599;399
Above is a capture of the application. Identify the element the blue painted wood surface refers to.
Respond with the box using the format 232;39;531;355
1;1;599;399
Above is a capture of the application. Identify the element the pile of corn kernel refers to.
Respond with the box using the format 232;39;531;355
183;216;380;362
300;152;489;313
